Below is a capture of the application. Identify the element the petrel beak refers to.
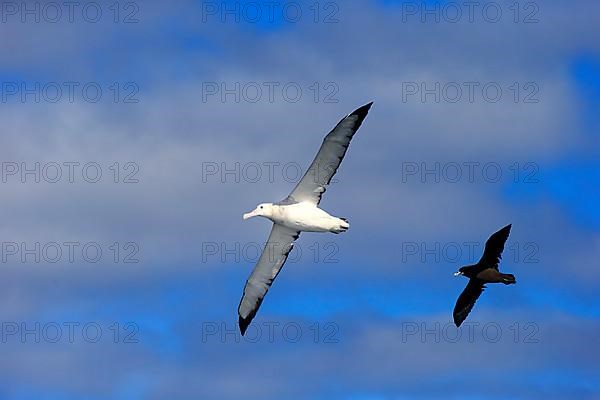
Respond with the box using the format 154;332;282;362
243;210;257;220
454;271;463;277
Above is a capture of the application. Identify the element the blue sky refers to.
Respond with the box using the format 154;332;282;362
0;0;599;399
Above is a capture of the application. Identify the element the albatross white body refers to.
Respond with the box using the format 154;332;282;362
237;102;373;335
245;202;349;233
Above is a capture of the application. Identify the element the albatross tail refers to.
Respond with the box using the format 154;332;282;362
332;218;349;234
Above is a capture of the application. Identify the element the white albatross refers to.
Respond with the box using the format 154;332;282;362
238;102;373;335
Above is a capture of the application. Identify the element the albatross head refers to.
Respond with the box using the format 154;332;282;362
243;203;274;220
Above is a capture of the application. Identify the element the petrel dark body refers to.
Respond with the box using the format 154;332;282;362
453;224;516;327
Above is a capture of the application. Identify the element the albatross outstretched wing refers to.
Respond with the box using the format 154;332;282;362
238;224;300;335
478;224;512;269
286;102;373;205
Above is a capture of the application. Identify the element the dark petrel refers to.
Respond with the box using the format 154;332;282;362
452;224;516;327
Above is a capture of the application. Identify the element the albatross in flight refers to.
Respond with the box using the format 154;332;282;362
238;102;373;335
453;224;516;327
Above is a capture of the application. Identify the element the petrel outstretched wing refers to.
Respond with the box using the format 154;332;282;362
453;279;485;327
478;224;512;269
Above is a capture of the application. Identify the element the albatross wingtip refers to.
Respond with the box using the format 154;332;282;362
351;102;374;119
239;316;251;336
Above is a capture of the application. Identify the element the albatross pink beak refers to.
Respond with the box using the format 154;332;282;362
243;210;258;220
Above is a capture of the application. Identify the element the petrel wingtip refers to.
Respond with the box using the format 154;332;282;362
453;311;467;327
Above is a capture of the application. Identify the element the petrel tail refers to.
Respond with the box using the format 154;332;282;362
501;274;516;285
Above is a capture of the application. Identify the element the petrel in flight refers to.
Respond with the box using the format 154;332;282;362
238;102;373;335
453;224;516;327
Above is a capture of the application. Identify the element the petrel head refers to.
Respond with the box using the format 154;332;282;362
454;267;466;277
243;203;274;220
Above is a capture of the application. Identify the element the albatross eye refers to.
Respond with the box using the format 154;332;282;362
260;206;263;209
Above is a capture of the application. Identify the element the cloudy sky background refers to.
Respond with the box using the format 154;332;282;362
0;0;599;398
